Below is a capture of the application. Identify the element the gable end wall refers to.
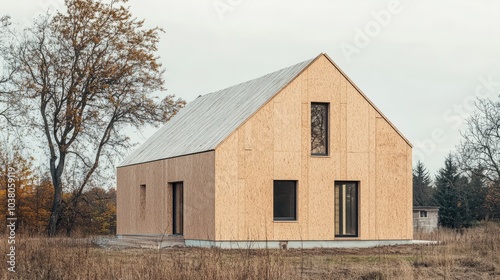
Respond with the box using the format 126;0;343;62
214;55;412;241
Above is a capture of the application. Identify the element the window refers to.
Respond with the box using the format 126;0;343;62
172;182;184;235
273;181;297;221
311;103;329;155
420;211;427;218
140;184;146;219
335;181;358;237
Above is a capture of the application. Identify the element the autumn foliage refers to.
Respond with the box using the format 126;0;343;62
0;149;116;235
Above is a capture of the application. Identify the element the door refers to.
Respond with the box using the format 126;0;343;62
172;182;183;235
334;181;358;237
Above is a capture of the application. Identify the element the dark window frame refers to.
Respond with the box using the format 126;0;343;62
140;184;146;219
420;211;427;218
335;181;359;238
273;180;297;221
171;181;184;235
311;102;329;156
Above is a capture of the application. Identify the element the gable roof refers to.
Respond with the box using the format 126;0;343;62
119;53;412;168
119;57;314;167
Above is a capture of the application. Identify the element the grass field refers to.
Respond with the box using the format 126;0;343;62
3;222;500;279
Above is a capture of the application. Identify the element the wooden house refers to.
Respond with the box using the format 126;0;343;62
117;53;413;248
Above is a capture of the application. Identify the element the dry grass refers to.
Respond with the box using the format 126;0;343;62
2;222;500;279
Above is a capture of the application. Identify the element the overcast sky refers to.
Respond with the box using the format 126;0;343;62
4;0;500;177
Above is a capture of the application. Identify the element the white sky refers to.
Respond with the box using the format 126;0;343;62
3;0;500;177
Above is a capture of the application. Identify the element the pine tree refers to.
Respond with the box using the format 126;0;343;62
413;161;434;206
434;155;469;228
467;168;487;221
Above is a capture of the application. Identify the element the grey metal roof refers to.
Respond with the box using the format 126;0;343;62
119;57;314;167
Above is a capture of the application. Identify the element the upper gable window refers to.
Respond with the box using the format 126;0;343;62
311;103;329;155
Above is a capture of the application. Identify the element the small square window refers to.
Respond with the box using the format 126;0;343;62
420;211;427;218
273;181;297;221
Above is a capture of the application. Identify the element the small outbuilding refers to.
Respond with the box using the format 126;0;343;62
413;206;439;232
117;53;414;248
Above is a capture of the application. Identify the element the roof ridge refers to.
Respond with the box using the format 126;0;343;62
196;58;315;100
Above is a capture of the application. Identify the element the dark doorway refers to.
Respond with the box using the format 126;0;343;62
172;182;183;235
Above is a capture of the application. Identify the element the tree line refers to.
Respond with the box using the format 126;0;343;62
0;149;116;235
414;98;500;228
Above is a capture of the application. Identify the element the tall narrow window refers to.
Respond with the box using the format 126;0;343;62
273;181;297;221
172;182;184;235
140;184;146;219
311;103;329;155
335;181;358;237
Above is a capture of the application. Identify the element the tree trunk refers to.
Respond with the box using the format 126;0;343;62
47;155;65;237
47;183;63;236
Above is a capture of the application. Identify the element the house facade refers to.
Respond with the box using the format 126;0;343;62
117;54;413;248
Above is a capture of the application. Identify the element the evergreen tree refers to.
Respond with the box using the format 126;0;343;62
434;155;470;228
413;161;435;206
467;168;487;221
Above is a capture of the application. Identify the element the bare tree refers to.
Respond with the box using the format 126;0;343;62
3;0;185;236
0;15;20;125
457;98;500;220
0;16;11;87
457;98;500;185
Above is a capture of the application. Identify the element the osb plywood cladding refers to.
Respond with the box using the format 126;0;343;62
214;54;411;241
117;151;215;240
117;161;166;235
216;102;277;241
